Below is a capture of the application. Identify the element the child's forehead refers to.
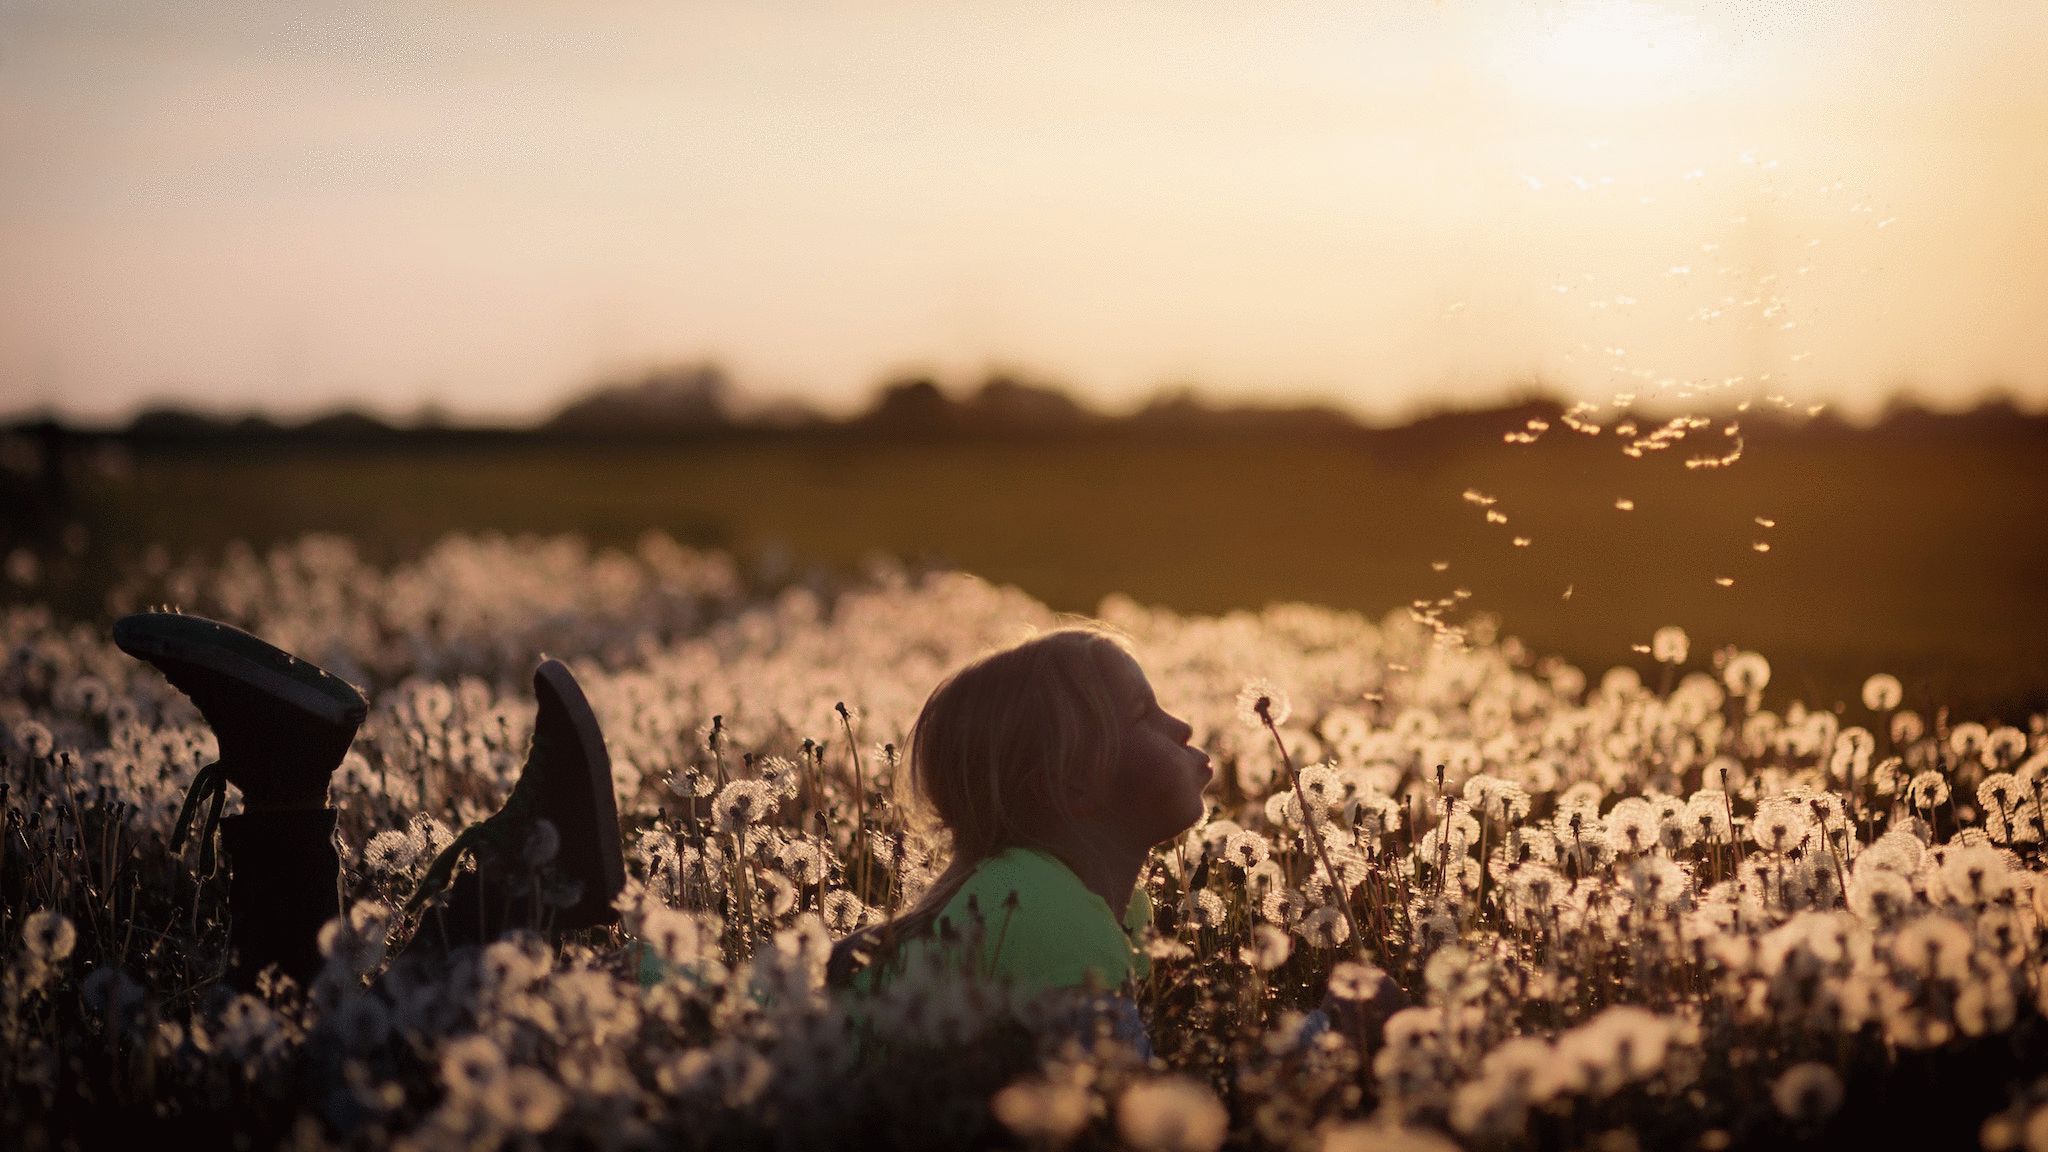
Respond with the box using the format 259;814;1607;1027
1095;645;1152;697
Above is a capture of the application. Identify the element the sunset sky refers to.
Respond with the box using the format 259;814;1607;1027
3;0;2045;424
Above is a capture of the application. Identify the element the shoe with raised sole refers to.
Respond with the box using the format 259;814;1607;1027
528;657;625;930
113;612;367;863
410;658;624;937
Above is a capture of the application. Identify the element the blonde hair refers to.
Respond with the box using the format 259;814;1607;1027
828;623;1136;988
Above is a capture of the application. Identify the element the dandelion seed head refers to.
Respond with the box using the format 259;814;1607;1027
440;1034;508;1098
12;720;55;759
1907;771;1951;811
1724;651;1770;694
1771;1063;1844;1123
1652;626;1690;665
993;1077;1093;1146
488;1066;568;1134
1117;1076;1229;1152
1298;904;1351;949
1861;674;1903;711
713;779;774;834
22;909;76;964
1237;680;1291;728
1241;924;1292;970
1223;828;1272;871
822;890;870;933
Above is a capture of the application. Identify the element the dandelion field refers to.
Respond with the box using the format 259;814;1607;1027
4;529;2047;1151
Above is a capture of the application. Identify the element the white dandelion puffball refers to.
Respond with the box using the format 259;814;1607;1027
1651;626;1689;665
440;1034;508;1098
1321;1122;1463;1152
1723;651;1771;695
1771;1062;1844;1124
22;909;76;964
488;1066;568;1134
1237;679;1292;728
1861;673;1903;711
1117;1076;1230;1152
992;1077;1093;1146
1240;924;1292;971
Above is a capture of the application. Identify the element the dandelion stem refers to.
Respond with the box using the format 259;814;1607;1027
1258;705;1366;958
838;703;869;903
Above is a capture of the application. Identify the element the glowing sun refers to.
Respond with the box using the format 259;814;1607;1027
1495;0;1715;106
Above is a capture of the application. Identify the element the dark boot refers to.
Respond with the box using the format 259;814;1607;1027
218;808;342;988
113;612;366;811
409;658;624;951
113;611;367;989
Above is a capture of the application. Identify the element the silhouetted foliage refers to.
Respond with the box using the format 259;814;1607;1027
546;363;734;434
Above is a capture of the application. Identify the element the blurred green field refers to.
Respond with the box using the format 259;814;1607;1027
34;417;2048;722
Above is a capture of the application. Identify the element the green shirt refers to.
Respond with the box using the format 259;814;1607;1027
634;847;1152;1004
849;846;1152;997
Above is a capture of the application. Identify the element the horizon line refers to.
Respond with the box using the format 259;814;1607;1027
10;372;2047;435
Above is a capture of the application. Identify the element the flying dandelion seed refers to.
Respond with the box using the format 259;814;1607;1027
1486;511;1509;524
1753;542;1771;553
1714;577;1735;587
1430;560;1450;572
1562;585;1574;600
1615;498;1634;511
1512;537;1532;548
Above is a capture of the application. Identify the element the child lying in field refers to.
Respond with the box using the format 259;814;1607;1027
822;628;1211;1040
116;613;1210;1055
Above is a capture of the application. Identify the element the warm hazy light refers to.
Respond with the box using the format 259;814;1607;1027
1491;0;1716;106
1;1;2045;424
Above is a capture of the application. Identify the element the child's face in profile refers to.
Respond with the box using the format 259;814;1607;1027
1090;648;1213;846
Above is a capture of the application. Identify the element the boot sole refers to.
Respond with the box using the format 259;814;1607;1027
533;658;625;923
113;612;367;727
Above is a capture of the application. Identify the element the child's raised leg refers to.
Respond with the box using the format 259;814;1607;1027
114;611;366;989
406;658;625;952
